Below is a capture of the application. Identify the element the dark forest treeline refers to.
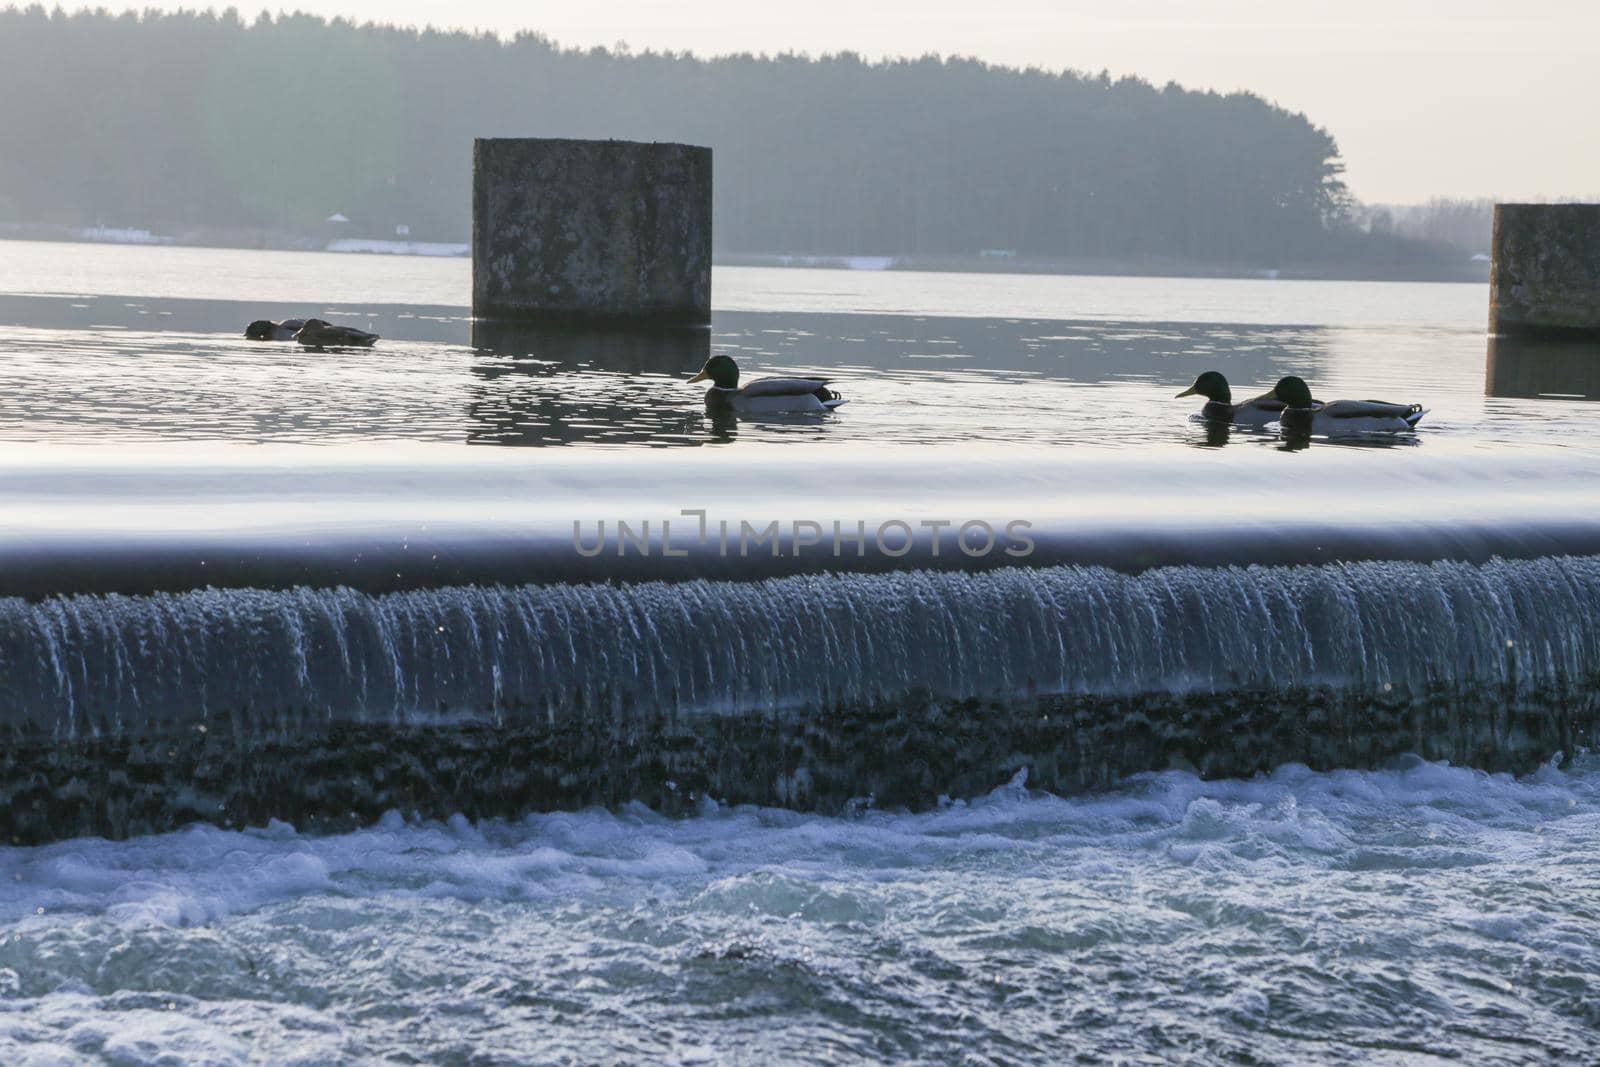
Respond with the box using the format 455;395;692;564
0;6;1447;266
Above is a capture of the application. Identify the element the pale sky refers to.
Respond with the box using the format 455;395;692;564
140;0;1599;203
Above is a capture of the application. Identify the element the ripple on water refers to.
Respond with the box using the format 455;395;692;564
1;269;1599;452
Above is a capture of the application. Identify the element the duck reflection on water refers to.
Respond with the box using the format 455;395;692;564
1273;432;1421;453
1181;419;1417;451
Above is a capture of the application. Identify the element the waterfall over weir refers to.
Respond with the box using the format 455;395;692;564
5;556;1600;843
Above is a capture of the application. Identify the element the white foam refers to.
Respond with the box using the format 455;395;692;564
2;760;1599;1063
1;758;1595;929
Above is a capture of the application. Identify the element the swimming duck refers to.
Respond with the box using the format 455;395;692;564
244;319;306;341
294;319;379;348
1174;371;1284;426
1271;375;1426;435
688;354;846;413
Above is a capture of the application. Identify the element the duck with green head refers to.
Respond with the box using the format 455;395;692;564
688;354;847;414
1175;371;1284;426
1271;375;1426;435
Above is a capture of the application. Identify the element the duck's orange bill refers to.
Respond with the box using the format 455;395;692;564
1174;385;1199;398
688;370;710;383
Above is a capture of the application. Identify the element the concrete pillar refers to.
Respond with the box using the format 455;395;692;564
473;138;712;326
1490;204;1600;336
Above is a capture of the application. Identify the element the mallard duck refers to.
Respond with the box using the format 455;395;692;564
294;319;379;348
1174;370;1283;426
244;319;306;341
688;354;846;413
1271;375;1426;435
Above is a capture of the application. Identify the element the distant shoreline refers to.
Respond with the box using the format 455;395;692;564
0;225;1489;284
717;251;1490;284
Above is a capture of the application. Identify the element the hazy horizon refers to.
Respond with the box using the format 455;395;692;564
60;0;1600;205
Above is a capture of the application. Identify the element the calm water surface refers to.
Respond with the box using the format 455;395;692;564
0;239;1592;452
3;240;1600;1064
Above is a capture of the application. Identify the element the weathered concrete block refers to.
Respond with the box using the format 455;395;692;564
1490;203;1600;335
473;138;712;325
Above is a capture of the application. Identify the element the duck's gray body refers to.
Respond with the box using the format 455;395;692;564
706;377;847;414
1280;399;1427;436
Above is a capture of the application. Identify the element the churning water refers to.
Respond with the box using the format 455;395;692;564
4;762;1600;1063
4;240;1600;1062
